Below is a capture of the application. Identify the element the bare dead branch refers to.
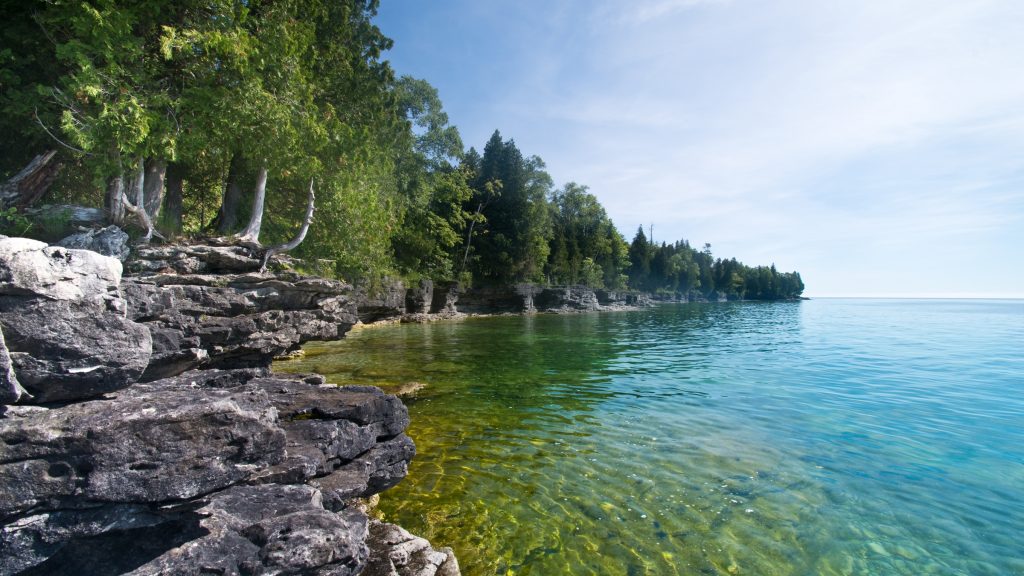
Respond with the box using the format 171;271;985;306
33;109;89;155
259;178;315;272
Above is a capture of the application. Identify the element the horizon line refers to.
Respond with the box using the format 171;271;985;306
805;294;1024;300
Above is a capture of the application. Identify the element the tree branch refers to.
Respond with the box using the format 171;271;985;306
33;109;89;155
259;178;315;272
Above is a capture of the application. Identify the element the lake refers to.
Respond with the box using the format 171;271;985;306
277;299;1024;575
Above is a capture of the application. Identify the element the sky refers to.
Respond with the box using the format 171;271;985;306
374;0;1024;298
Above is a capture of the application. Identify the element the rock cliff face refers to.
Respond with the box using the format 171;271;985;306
0;237;458;576
454;284;649;315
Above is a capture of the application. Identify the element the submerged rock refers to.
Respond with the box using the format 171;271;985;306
364;520;460;576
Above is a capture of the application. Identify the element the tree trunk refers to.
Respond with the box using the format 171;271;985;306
106;174;126;226
164;163;184;234
236;164;268;244
121;157;161;243
259;178;315;272
130;157;145;209
0;150;60;210
460;201;485;275
216;154;244;234
143;158;167;220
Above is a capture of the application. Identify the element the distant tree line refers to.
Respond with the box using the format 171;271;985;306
0;0;802;299
625;229;804;300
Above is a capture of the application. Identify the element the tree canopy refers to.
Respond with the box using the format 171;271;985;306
0;0;803;298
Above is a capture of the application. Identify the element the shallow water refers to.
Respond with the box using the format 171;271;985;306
277;299;1024;575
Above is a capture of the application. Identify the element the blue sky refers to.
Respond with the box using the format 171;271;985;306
375;0;1024;297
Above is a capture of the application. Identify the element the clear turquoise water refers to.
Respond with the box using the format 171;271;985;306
277;299;1024;575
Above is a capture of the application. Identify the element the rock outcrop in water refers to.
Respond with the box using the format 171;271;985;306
0;237;459;576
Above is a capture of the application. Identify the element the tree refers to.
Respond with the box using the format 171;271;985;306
466;130;552;284
389;76;470;278
628;226;651;288
546;182;624;286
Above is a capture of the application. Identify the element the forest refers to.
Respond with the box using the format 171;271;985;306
0;0;803;300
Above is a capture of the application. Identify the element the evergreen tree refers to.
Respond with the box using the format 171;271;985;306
466;130;552;284
628;226;651;288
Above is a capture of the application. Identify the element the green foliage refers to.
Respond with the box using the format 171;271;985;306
627;226;651;288
625;236;805;300
1;1;804;293
389;76;471;280
579;257;604;289
0;207;74;243
0;207;31;237
465;131;553;284
546;183;627;287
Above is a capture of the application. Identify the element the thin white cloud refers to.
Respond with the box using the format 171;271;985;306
376;0;1024;295
628;0;732;23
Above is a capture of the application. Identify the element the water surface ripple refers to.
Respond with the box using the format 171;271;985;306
278;299;1024;575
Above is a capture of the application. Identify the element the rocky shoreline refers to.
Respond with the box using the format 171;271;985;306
0;228;747;575
0;236;459;576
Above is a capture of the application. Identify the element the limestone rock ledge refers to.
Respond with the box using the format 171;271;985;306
0;237;459;576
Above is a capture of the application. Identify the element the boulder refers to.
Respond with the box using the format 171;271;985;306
533;286;600;312
0;238;458;575
0;297;152;402
355;278;407;323
0;369;428;574
0;237;121;302
311;435;416;511
56;225;131;261
455;284;539;314
128;244;262;274
0;238;151;403
246;377;413;495
429;281;460;315
134;484;370;576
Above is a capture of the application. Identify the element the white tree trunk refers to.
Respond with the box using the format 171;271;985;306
121;157;161;243
237;165;269;244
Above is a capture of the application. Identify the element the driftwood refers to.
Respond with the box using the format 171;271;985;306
23;204;106;228
0;151;61;210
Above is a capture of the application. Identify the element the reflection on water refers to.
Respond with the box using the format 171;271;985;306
278;300;1024;575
